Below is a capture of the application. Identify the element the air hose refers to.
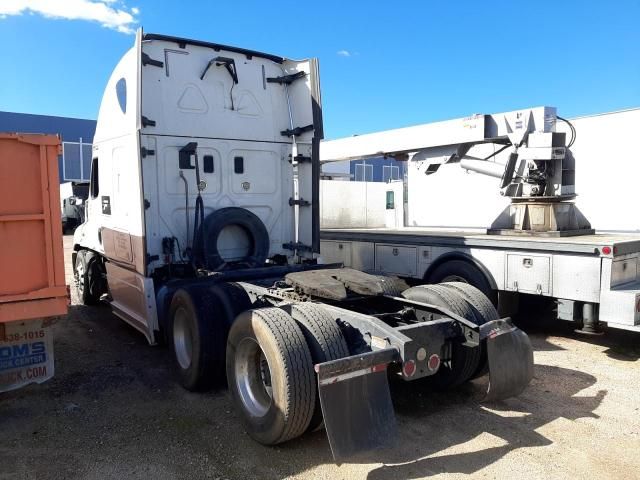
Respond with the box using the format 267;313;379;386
192;151;206;269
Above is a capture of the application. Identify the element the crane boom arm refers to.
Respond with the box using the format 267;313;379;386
320;107;557;164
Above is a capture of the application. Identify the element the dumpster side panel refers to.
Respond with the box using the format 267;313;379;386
0;133;67;323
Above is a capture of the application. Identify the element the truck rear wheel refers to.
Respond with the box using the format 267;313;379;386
440;282;498;323
226;308;315;445
378;275;410;297
402;284;482;388
168;284;251;391
287;303;349;431
169;288;221;391
74;250;103;305
439;282;499;378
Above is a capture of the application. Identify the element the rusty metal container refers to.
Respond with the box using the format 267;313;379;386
0;133;68;392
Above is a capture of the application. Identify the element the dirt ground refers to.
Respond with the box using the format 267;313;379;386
2;235;640;480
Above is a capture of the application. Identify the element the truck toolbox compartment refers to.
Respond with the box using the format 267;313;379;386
375;244;418;276
321;241;352;267
0;134;67;323
610;256;638;287
505;253;551;294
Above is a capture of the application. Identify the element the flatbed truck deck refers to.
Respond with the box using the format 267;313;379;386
321;227;640;332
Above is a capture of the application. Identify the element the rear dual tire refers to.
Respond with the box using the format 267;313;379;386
287;303;349;432
402;282;497;388
226;304;349;444
226;308;316;445
439;282;499;379
168;283;251;391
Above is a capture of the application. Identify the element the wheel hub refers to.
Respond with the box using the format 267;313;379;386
235;338;273;417
173;307;194;370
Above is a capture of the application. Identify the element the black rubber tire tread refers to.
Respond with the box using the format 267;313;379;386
207;282;253;383
227;308;315;445
378;276;410;297
440;282;498;322
287;303;349;431
439;282;499;378
168;288;222;391
401;284;482;388
75;250;102;305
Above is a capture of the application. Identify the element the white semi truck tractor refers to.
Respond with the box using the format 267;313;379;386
72;30;533;461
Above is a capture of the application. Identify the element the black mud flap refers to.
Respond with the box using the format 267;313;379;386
483;319;534;401
315;348;398;463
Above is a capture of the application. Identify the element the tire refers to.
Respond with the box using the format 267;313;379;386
74;250;103;305
439;282;499;378
199;207;270;270
427;259;496;304
168;283;251;391
440;282;499;322
287;303;349;431
207;282;252;381
169;288;221;391
227;308;315;445
402;284;482;388
378;275;410;297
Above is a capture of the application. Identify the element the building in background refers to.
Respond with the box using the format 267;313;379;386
350;156;407;182
0;111;96;183
322;155;407;183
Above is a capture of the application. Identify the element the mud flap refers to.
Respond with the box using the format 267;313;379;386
483;320;534;401
315;348;398;463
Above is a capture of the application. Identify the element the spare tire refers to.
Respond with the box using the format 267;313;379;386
199;207;270;270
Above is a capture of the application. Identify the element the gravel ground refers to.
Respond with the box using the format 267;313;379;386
1;235;640;479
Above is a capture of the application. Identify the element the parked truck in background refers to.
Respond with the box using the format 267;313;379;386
71;30;533;461
0;133;68;392
320;109;640;334
60;181;89;233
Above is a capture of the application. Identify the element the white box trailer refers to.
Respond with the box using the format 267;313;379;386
320;108;640;333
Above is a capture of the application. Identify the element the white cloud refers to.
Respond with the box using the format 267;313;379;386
0;0;140;34
337;50;351;57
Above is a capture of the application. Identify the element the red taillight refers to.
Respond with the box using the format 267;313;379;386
602;246;612;255
428;354;440;371
402;360;416;377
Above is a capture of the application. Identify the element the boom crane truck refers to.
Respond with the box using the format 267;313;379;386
72;31;533;461
320;108;640;334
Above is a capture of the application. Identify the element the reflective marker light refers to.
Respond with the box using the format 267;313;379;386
602;246;612;255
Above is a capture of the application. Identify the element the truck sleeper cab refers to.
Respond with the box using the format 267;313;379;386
72;30;533;462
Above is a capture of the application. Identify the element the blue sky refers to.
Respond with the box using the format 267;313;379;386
0;0;638;139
